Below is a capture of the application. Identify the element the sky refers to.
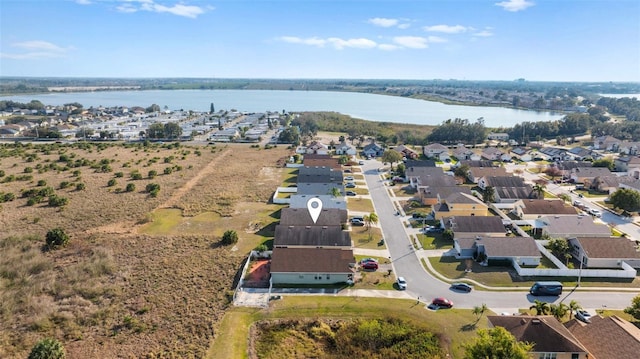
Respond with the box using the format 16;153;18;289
1;0;639;82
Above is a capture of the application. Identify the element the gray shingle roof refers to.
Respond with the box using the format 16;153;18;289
280;208;348;226
274;225;351;247
573;237;640;259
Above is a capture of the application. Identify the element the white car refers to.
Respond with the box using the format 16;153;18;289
589;208;602;218
396;276;407;290
575;310;592;323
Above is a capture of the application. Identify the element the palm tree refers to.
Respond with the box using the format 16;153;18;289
550;303;569;321
472;303;488;322
530;299;550;315
568;300;581;320
329;187;341;198
532;182;546;199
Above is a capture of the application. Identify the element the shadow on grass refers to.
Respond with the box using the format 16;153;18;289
460;323;477;332
269;208;282;219
256;222;278;237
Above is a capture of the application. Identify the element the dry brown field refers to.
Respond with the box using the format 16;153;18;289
0;141;293;358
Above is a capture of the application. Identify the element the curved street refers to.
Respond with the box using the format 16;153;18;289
359;159;639;312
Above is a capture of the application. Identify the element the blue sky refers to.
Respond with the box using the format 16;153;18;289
1;0;639;81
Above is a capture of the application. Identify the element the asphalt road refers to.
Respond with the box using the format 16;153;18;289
361;159;639;311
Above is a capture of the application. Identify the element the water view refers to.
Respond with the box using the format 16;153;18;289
3;89;563;128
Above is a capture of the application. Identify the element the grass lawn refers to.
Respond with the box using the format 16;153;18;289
418;233;453;250
351;227;386;249
208;296;489;359
352;187;369;195
390;184;417;196
347;196;374;213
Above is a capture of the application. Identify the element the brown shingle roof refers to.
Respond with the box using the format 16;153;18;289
565;315;640;359
274;225;351;247
270;247;354;274
480;237;541;258
488;315;588;354
521;199;578;215
444;216;505;234
573;237;640;259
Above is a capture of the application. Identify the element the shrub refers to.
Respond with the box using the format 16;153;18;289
28;337;66;359
114;171;124;178
148;170;157;179
45;228;69;249
107;179;117;187
59;181;70;189
72;170;81;177
131;171;143;180
48;195;69;207
125;183;136;192
0;169;4;177
75;183;85;191
24;167;34;173
0;192;16;202
163;167;173;175
37;179;47;186
221;230;239;245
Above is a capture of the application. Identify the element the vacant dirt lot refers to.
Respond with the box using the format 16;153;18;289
0;141;292;358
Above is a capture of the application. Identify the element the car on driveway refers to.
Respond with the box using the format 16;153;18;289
361;261;378;270
432;297;453;308
346;191;357;196
396;276;407;290
344;176;354;181
351;219;364;226
450;282;473;292
360;257;378;264
345;182;356;188
575;310;592;323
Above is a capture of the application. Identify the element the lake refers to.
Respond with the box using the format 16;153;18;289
3;89;563;128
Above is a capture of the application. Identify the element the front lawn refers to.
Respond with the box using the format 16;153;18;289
347;197;374;213
351;227;385;249
417;233;453;250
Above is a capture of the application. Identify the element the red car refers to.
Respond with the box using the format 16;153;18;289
432;297;453;308
361;261;378;270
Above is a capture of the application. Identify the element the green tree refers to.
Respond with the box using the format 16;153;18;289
592;158;615;170
442;229;454;241
463;326;532;359
363;212;379;239
163;122;182;139
147;123;164;139
624;294;640;320
482;186;496;203
277;127;300;145
549;302;569;320
46;228;69;250
532;182;546;199
559;193;571;203
568;300;581;320
329;187;342;197
221;230;239;245
146;104;161;113
28;338;66;359
454;163;470;180
547;237;571;264
530;299;551;315
472;303;488;322
381;150;402;170
609;188;640;213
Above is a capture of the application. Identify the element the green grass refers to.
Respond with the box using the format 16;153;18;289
417;233;453;250
351;227;386;249
139;208;183;235
352;187;369;195
347;196;374;213
207;296;489;359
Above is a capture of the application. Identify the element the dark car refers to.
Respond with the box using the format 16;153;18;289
351;219;365;226
450;282;473;292
361;261;378;270
345;183;356;188
346;191;357;196
432;297;453;308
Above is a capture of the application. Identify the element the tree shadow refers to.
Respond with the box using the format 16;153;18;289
256;222;277;237
460;323;477;332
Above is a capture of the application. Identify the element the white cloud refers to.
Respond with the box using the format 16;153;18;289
378;44;401;51
392;36;428;49
75;0;92;4
424;24;468;34
472;29;494;37
495;0;535;12
368;17;398;28
112;1;207;18
116;4;138;13
1;40;72;60
280;36;327;47
426;36;448;43
279;36;377;50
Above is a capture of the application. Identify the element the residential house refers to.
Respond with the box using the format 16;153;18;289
362;141;384;158
568;146;596;161
487;316;589;359
510;147;532;162
335;141;356;156
454;236;541;266
614;155;640;172
296;182;344;196
297;167;344;184
568;237;640;269
303;154;341;169
591;175;621;194
306;140;330;155
274;225;351;248
406;166;446;188
458;160;496;168
442;216;506;239
279;207;348;227
478;175;526;191
493;185;536;203
418;184;471;206
487;132;509;141
432;192;488;219
289;195;347;210
618;177;640;195
512;199;577;220
452;146;480;161
404;159;437;169
394;144;419;159
540;146;571;161
570;167;612;186
537;215;612;239
423;143;449;159
481;147;504;161
270;247;355;285
593;135;622;151
565;315;640;359
466;167;508;184
618;140;640;155
555;161;593;178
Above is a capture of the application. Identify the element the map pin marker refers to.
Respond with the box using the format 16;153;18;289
307;198;323;224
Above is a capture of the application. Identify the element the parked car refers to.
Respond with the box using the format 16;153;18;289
344;176;354;181
424;226;444;233
361;261;378;270
346;191;357;196
588;208;602;218
396;276;407;290
450;282;473;292
350;216;364;222
345;182;356;188
432;297;453;308
360;257;378;264
344;169;352;173
575;310;592;323
351;219;365;226
358;160;365;165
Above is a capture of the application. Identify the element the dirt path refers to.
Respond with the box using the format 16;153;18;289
159;148;231;209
